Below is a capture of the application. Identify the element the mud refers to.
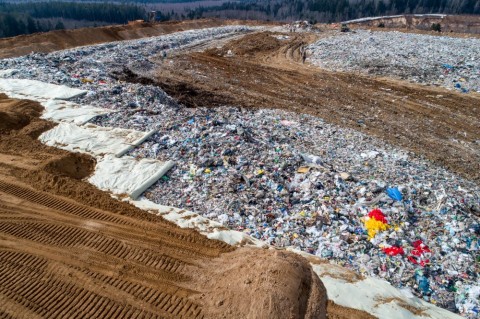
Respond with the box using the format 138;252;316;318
144;31;480;184
0;94;368;318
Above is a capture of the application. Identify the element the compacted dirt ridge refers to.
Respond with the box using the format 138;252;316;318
0;94;367;318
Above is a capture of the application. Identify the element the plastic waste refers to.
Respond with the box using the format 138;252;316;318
387;187;403;201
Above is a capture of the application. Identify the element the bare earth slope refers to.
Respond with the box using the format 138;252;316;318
0;94;369;318
0;19;276;59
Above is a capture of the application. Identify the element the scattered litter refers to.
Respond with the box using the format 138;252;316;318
307;30;480;93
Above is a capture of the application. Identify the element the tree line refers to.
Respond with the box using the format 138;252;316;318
1;0;479;39
0;2;145;38
185;0;480;22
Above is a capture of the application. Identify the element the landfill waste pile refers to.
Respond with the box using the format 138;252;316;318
307;30;480;94
0;25;259;87
0;26;479;318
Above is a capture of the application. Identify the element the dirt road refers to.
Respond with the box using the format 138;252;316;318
125;31;480;184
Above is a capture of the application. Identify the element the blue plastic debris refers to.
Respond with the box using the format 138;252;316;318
387;187;403;201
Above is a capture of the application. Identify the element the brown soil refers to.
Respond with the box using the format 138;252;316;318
191;248;327;319
0;19;278;59
376;297;427;317
0;94;369;318
130;31;480;184
326;301;377;319
0;94;43;132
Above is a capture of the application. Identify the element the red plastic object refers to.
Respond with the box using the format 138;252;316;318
411;240;431;256
368;209;387;224
382;246;405;256
408;240;431;267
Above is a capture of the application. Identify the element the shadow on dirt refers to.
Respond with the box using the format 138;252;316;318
112;67;233;108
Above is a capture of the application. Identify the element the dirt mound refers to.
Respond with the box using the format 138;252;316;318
42;153;95;180
0;97;93;180
0;95;43;132
193;248;327;319
18;119;57;139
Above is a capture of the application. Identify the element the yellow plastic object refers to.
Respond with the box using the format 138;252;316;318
364;217;390;239
297;166;310;173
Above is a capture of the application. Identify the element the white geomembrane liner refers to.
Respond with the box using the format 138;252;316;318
317;270;461;319
3;78;174;200
89;155;169;196
39;122;146;156
0;78;87;101
0;78;110;124
130;198;264;246
41;100;111;125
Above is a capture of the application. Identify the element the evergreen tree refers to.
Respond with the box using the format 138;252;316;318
55;20;65;30
36;20;43;32
27;16;37;34
3;14;24;37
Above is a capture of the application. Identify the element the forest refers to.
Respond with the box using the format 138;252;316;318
185;0;480;22
0;2;144;38
0;0;479;38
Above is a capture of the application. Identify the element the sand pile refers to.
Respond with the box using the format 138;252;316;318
192;247;327;319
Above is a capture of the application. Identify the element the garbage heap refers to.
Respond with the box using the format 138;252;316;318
0;26;479;318
307;30;480;94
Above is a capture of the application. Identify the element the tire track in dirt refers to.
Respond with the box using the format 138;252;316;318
0;180;230;258
0;183;207;318
0;251;203;318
